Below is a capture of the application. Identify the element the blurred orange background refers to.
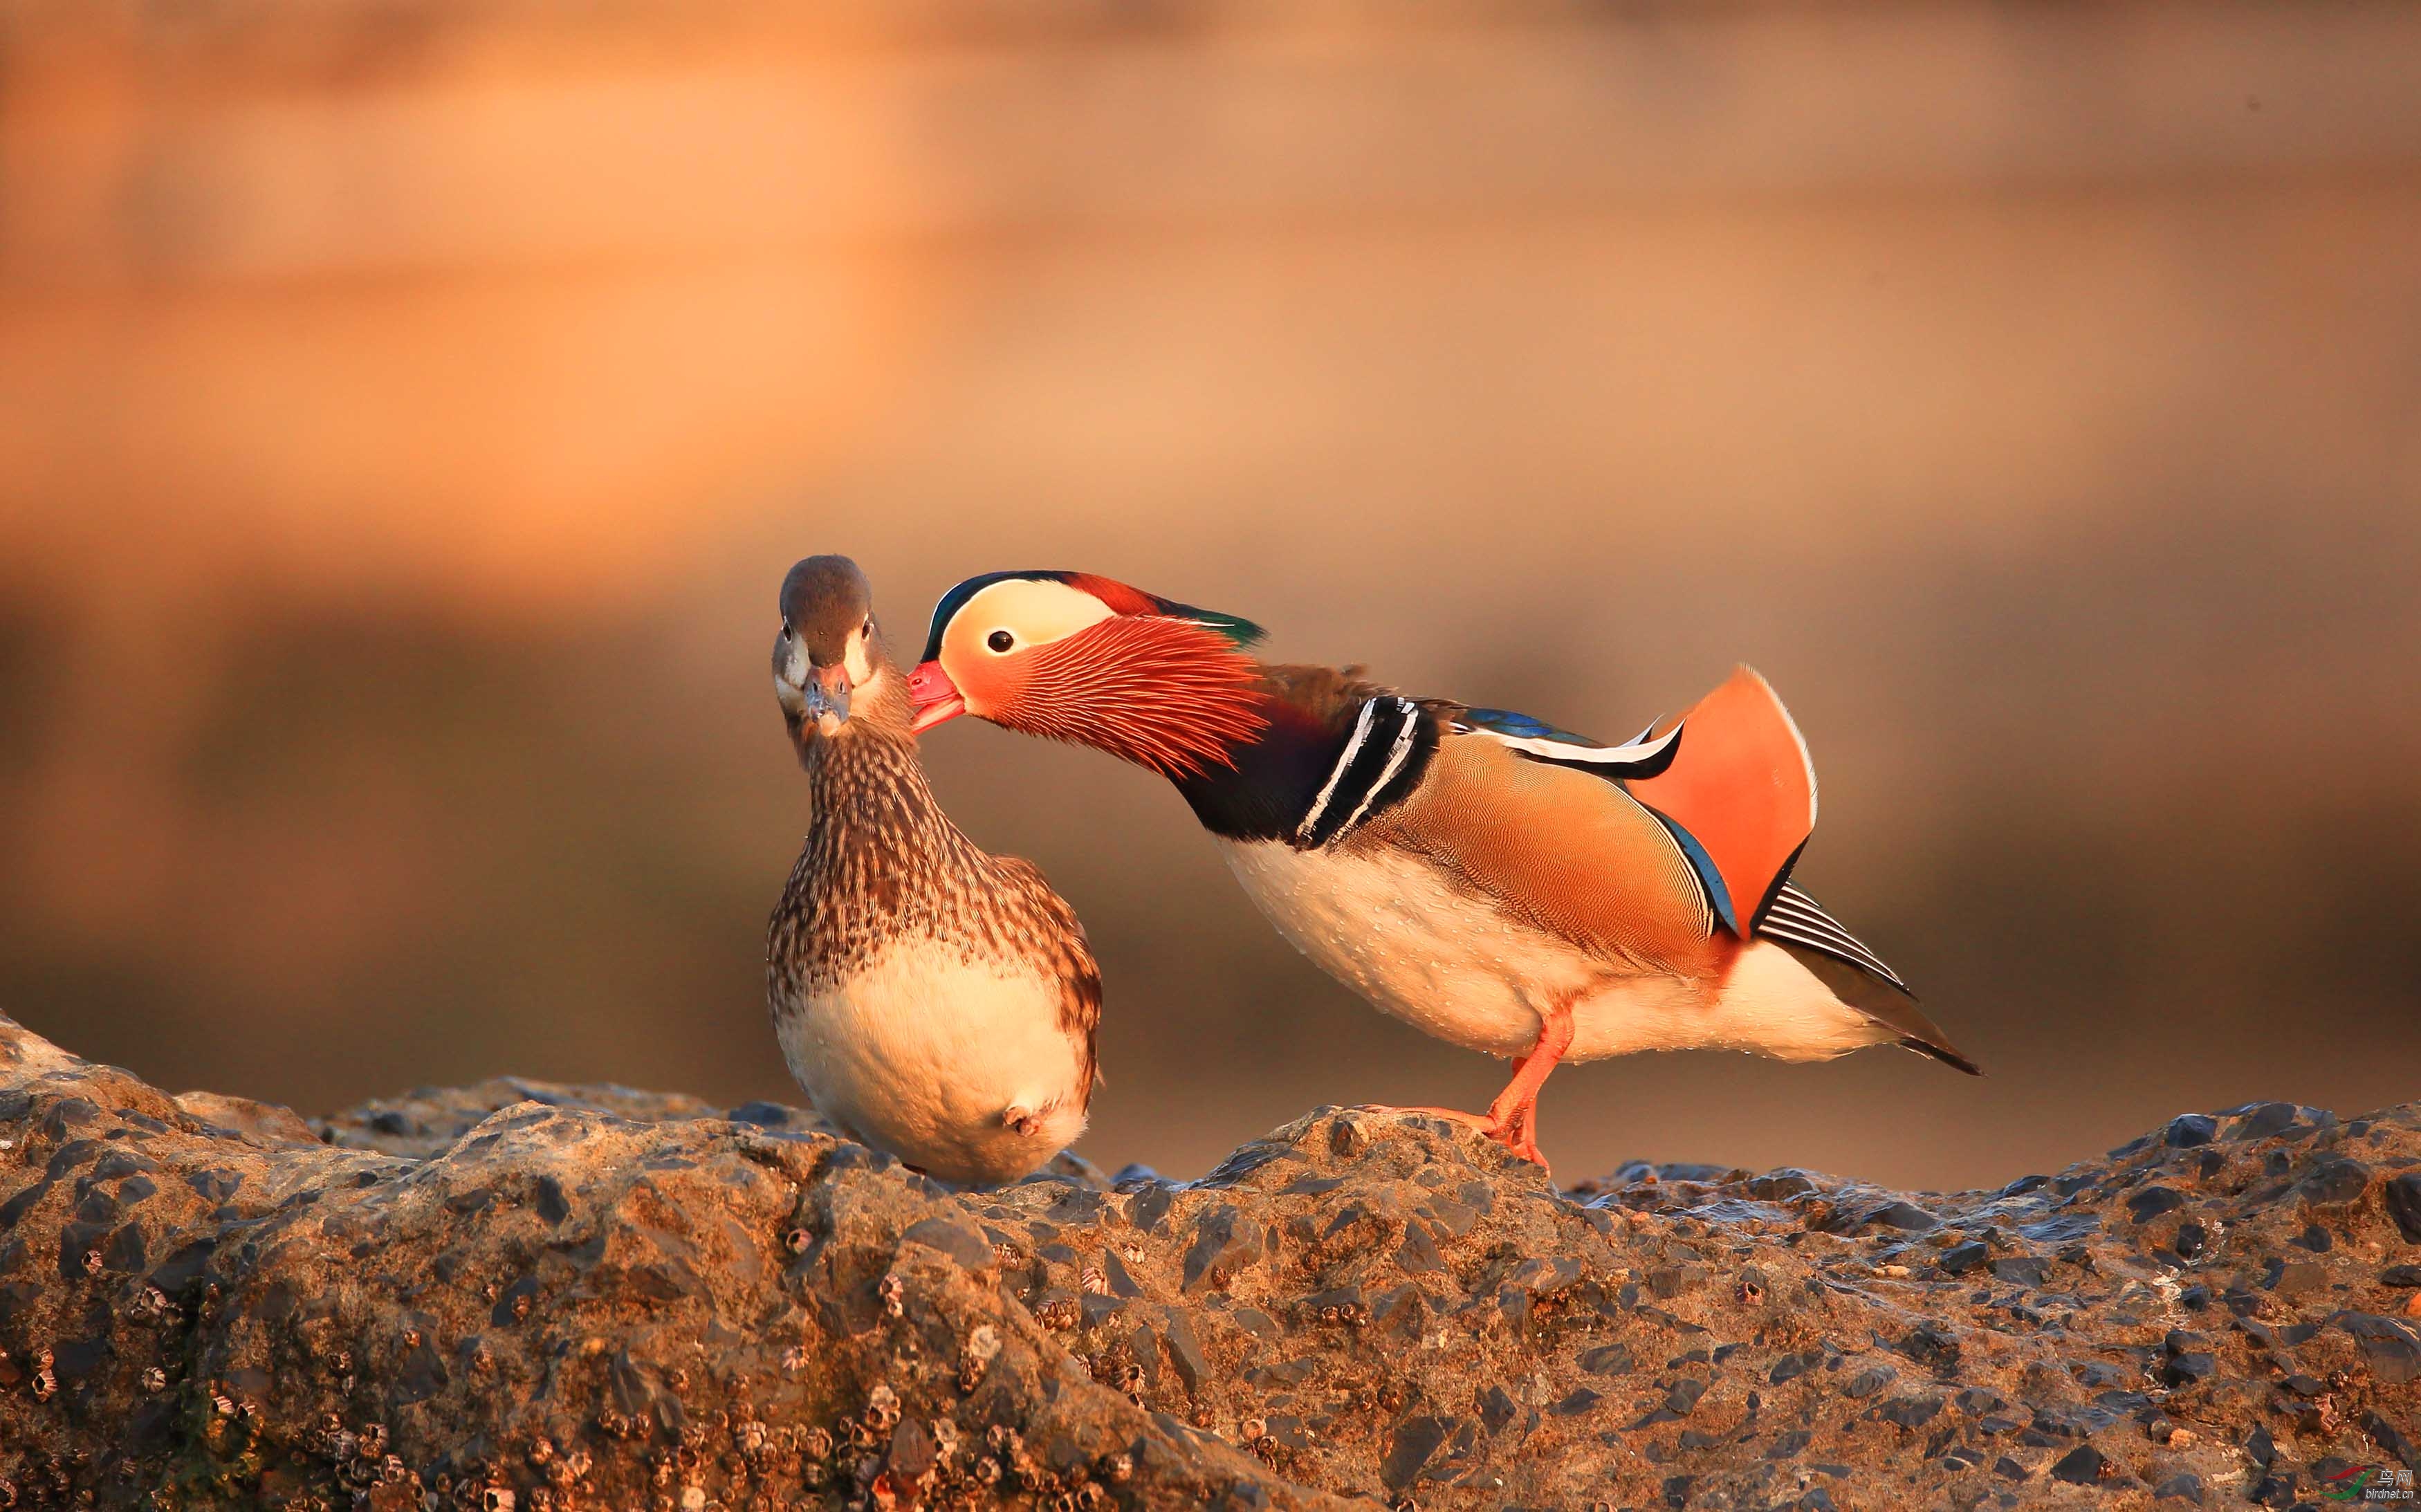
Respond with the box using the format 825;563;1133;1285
4;0;2418;1191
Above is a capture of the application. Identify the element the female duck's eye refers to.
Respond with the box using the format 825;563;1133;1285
860;618;874;638
986;629;1015;653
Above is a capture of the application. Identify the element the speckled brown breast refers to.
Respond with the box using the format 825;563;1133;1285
766;728;1101;1097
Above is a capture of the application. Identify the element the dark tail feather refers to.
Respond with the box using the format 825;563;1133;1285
1776;939;1982;1078
1897;1035;1982;1077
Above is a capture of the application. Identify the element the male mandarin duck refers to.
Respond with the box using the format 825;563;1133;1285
765;556;1102;1186
905;569;1976;1172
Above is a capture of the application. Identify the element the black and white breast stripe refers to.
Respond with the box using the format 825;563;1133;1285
1759;883;1912;995
1295;696;1431;848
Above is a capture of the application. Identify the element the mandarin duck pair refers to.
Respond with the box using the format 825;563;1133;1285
766;557;1974;1187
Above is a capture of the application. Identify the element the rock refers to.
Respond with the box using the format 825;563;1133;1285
2051;1445;2111;1484
1869;1200;1939;1231
1378;1414;1448;1491
2388;1173;2421;1242
5;1013;2421;1509
1989;1255;2047;1287
2339;1314;2421;1385
2126;1185;2187;1221
1179;1206;1262;1293
2299;1156;2373;1207
169;1090;320;1145
1938;1239;1989;1274
2163;1114;2218;1148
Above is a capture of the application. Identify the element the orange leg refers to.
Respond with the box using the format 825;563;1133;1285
1361;1000;1576;1173
1482;1004;1575;1170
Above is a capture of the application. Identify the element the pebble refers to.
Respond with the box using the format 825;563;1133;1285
2126;1186;2187;1222
1988;1256;2046;1287
1937;1240;1989;1275
1877;1394;1943;1428
2049;1446;2110;1484
1870;1202;1938;1232
2387;1174;2421;1242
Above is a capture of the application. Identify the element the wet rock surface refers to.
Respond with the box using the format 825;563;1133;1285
3;1014;2418;1511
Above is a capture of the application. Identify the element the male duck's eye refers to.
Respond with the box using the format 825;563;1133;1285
986;630;1015;653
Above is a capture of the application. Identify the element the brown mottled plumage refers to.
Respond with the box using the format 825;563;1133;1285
766;730;1101;1088
766;556;1099;1186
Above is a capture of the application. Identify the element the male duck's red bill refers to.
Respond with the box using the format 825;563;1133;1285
907;661;965;734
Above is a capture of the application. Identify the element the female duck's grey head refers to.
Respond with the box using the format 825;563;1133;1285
775;555;877;734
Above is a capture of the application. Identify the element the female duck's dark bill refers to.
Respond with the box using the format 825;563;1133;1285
908;661;966;733
805;662;852;724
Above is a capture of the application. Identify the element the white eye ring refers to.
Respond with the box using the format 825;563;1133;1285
986;629;1015;653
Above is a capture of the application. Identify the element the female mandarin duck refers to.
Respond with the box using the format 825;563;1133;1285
905;570;1976;1172
766;556;1101;1186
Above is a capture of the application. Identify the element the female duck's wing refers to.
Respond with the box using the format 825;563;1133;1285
989;856;1105;1095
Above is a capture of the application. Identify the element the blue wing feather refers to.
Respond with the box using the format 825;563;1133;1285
1457;706;1605;746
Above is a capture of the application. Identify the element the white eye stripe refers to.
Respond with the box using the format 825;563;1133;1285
946;580;1114;657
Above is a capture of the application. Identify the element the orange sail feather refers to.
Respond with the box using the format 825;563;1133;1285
1626;666;1816;938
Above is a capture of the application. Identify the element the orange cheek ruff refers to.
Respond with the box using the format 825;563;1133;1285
997;617;1269;778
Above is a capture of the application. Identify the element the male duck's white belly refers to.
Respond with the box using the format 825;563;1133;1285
1219;839;1883;1064
775;941;1086;1186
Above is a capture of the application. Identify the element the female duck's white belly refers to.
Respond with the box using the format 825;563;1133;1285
1218;838;1880;1064
775;941;1086;1186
